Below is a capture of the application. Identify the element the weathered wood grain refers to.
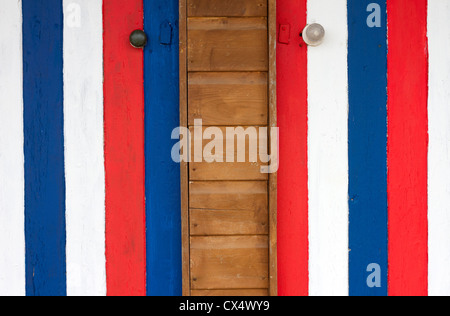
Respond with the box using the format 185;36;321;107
188;0;268;17
189;126;268;181
191;289;269;296
188;72;268;126
181;0;275;296
190;236;269;290
190;208;268;236
189;181;268;211
188;17;268;71
267;0;277;297
179;0;191;297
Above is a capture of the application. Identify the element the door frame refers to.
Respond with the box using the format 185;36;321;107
179;0;278;296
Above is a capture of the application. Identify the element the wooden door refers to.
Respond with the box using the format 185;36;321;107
179;0;277;296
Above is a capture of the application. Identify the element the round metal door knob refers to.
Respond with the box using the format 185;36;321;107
130;30;148;48
301;23;325;47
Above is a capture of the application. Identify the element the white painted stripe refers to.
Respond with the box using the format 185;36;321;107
307;0;349;296
0;0;25;297
428;0;450;297
64;0;106;296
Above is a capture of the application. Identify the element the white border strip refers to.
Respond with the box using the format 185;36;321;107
0;0;26;297
64;0;106;296
308;0;349;296
428;0;450;297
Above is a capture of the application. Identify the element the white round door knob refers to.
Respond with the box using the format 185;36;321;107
301;23;325;46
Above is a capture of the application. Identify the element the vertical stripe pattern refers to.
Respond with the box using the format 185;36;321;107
308;0;349;296
144;0;182;296
387;0;429;296
277;0;309;296
428;0;450;297
1;0;450;297
64;0;106;296
23;0;67;296
348;0;388;296
103;0;146;296
0;0;25;297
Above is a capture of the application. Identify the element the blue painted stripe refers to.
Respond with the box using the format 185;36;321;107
348;0;388;296
23;0;66;296
144;0;182;296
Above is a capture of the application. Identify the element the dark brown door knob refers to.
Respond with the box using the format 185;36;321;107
130;30;148;48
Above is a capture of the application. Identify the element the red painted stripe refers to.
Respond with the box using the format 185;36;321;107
103;0;146;296
387;0;428;296
277;0;308;296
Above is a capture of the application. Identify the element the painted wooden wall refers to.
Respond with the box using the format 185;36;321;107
0;0;450;296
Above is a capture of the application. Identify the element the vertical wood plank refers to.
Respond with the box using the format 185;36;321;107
103;0;146;296
428;0;450;297
348;0;388;296
268;0;278;297
64;0;106;296
307;0;349;296
179;0;191;297
0;0;25;297
276;0;308;296
23;0;67;296
387;0;428;297
144;0;182;296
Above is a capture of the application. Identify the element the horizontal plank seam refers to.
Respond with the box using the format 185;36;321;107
192;288;269;291
187;71;269;74
187;16;268;19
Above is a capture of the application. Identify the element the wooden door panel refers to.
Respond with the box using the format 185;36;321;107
190;236;269;290
189;181;268;211
190;208;268;236
190;162;268;181
191;289;269;296
180;0;276;296
188;17;268;72
188;0;268;17
188;72;268;126
188;126;269;181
